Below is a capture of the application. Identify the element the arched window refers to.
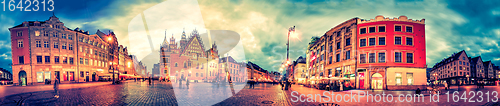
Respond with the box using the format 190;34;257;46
175;63;178;67
184;62;187;68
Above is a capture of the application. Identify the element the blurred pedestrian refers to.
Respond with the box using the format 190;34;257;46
416;88;421;94
179;78;182;88
53;78;59;98
186;79;190;89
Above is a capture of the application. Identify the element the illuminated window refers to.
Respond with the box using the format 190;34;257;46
396;73;402;85
37;72;44;82
407;73;413;85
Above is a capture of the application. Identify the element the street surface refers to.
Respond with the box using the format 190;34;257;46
0;81;499;106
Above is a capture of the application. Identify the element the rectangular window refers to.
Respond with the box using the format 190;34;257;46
45;56;50;63
44;72;51;80
53;32;58;37
346;38;351;46
80;58;83;64
336;42;341;49
53;42;59;48
360;28;366;34
406;26;412;32
407;73;413;85
69;44;73;50
337;31;341;37
407;53;413;63
17;39;23;48
80;72;84;77
62;34;67;39
62;43;67;49
336;54;340;62
360;54;366;63
36;41;41;47
406;37;413;46
369;38;375;46
329;56;332;64
369;53;375;63
36;56;42;64
378;52;386;63
395;37;402;45
379;26;385;32
69;57;74;64
17;31;22;36
379;37;386;45
395;26;402;31
360;39;366;47
18;56;24;64
68;35;73;40
396;73;402;85
85;59;89;65
44;31;49;36
369;27;376;33
44;41;49;48
346;50;350;59
54;56;60;64
395;52;402;62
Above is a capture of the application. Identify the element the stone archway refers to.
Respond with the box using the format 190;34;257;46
19;71;27;86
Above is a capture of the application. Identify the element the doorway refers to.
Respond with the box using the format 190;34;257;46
92;72;97;81
371;73;383;89
19;71;27;86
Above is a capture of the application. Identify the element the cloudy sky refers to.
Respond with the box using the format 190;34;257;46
1;0;499;73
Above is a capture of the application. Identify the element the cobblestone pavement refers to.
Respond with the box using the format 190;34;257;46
0;81;318;106
0;82;112;98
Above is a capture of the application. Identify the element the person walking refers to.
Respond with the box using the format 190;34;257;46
179;78;183;88
186;78;190;89
53;78;59;98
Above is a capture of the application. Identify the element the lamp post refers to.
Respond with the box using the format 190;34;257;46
284;26;295;90
108;36;119;84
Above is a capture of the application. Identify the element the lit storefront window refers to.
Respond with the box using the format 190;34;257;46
37;72;44;82
45;72;51;80
395;73;402;85
407;73;413;85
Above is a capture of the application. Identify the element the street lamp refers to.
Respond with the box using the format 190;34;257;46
284;26;295;90
107;36;119;84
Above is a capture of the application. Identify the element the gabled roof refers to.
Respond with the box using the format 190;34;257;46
432;50;467;69
470;56;483;65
